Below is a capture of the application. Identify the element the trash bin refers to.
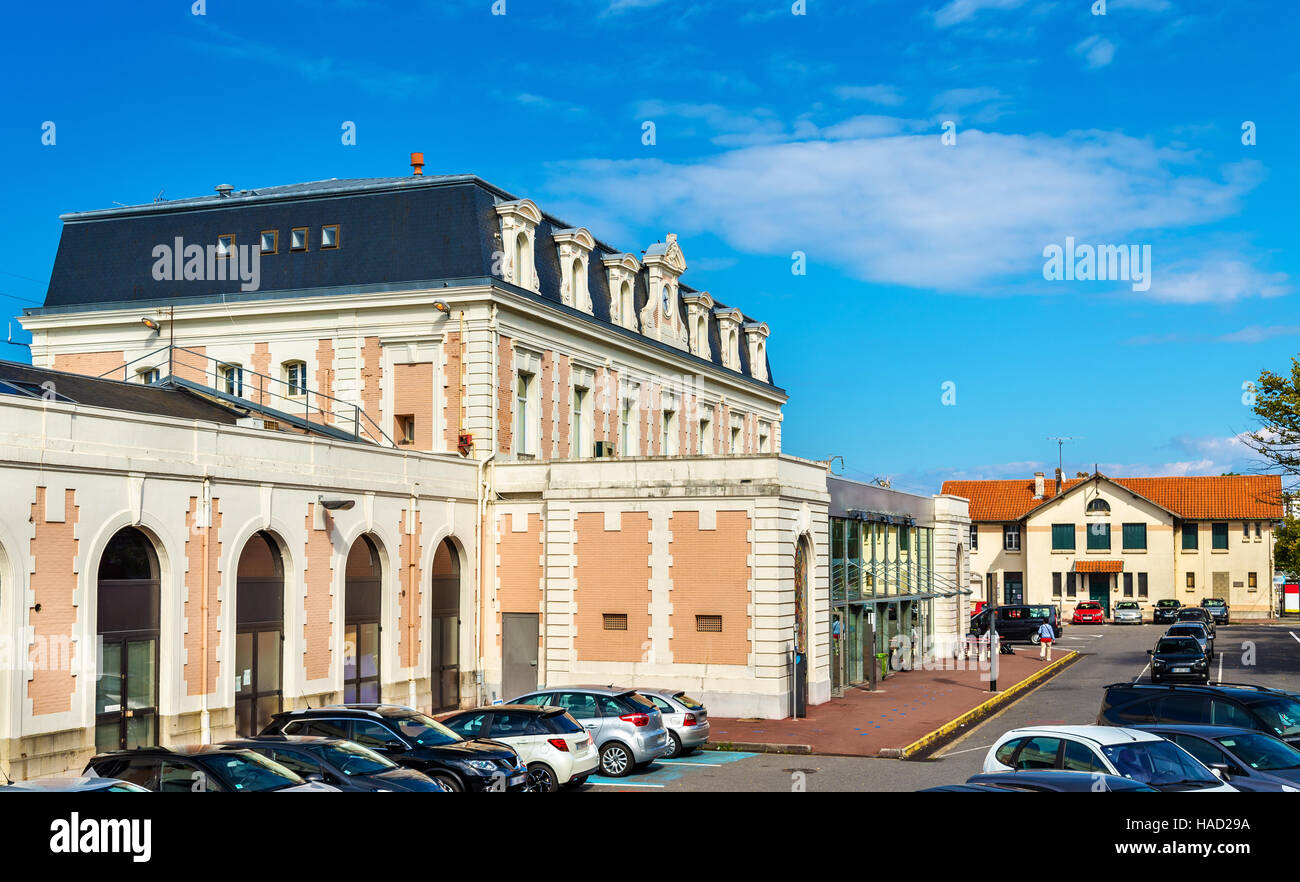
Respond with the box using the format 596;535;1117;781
875;652;889;680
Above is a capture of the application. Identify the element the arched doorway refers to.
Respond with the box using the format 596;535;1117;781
344;535;382;704
95;527;161;752
793;536;811;716
234;531;284;735
430;538;461;711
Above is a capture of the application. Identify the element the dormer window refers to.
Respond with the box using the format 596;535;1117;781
682;292;714;359
290;228;308;251
553;228;594;314
641;233;688;351
603;253;641;331
495;199;543;293
743;322;771;382
714;307;743;369
620;282;635;329
321;224;340;249
260;230;278;254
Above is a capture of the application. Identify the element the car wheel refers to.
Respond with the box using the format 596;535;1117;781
526;763;558;793
429;771;462;792
599;742;633;777
662;731;682;759
1030;632;1041;645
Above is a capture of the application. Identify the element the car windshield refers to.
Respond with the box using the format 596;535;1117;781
1157;601;1179;608
1216;733;1300;771
1078;603;1100;610
393;713;463;746
309;741;396;776
1101;741;1218;788
675;693;704;710
1249;698;1300;739
1157;638;1201;654
202;751;304;792
1202;599;1225;607
1118;603;1138;610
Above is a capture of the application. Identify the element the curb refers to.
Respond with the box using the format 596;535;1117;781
892;650;1081;760
702;741;813;755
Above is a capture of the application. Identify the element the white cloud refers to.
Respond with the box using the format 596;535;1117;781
1215;325;1300;344
932;0;1029;28
834;84;905;106
1074;35;1117;68
542;119;1274;298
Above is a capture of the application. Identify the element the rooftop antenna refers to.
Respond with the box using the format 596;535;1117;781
1046;436;1077;476
153;189;166;203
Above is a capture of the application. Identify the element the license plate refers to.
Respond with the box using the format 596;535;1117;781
509;773;527;786
1173;667;1190;673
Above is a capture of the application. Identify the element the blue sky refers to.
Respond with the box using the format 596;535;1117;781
3;0;1296;491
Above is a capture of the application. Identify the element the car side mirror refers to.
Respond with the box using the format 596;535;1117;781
1210;763;1230;780
383;740;406;753
304;772;324;783
1146;649;1153;655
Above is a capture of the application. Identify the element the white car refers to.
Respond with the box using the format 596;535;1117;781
983;725;1238;791
440;704;600;791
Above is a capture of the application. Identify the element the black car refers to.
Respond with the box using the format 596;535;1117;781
1152;599;1182;625
1174;606;1216;638
222;735;448;792
1133;725;1300;792
1147;635;1210;684
962;771;1158;792
260;704;528;792
83;745;335;792
1200;597;1230;625
1163;622;1214;660
1098;682;1300;749
970;604;1061;644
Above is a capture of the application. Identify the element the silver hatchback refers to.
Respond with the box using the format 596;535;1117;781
507;686;669;777
1113;601;1144;625
636;689;711;758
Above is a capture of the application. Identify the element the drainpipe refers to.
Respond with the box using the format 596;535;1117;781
200;475;212;744
407;488;418;710
476;452;496;706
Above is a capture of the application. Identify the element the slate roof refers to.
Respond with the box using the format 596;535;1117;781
943;473;1283;522
35;174;776;389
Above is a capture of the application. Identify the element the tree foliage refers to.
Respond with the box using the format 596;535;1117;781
1248;355;1300;478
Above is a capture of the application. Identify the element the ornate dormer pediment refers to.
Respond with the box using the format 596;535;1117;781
713;306;744;370
494;199;542;292
743;321;770;382
682;291;715;360
553;228;595;313
640;233;689;352
603;253;641;330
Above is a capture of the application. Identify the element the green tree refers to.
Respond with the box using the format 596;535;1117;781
1248;356;1300;479
1276;516;1300;578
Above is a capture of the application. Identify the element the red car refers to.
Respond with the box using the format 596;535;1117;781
1071;601;1105;624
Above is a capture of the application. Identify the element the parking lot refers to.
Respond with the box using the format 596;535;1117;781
575;621;1300;792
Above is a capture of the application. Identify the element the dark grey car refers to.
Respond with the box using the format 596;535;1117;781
1135;725;1300;792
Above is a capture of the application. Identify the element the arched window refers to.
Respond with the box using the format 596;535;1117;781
235;531;285;736
514;232;529;287
620;281;634;329
96;527;161;751
571;257;586;309
283;361;307;397
696;315;707;353
430;538;462;711
1086;498;1111;514
344;535;384;703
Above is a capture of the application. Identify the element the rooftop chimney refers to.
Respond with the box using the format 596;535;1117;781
1054;467;1062;496
214;184;234;197
410;152;425;176
1034;472;1045;499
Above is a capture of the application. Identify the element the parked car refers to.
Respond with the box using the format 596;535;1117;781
1113;601;1143;625
1200;597;1230;625
1071;601;1105;625
1148;635;1210;684
981;725;1236;791
1174;606;1216;637
1152;599;1182;625
222;735;447;792
969;604;1061;644
440;704;600;791
960;770;1159;792
1133;725;1300;792
1098;682;1300;749
0;776;151;793
260;704;528;792
636;688;711;757
1164;621;1214;659
83;745;339;792
508;686;669;777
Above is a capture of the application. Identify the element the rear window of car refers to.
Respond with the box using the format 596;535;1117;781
543;712;585;734
1157;638;1201;654
620;693;659;713
1103;691;1158;725
675;693;704;710
1028;606;1054;619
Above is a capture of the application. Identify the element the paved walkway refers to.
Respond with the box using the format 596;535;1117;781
709;648;1069;757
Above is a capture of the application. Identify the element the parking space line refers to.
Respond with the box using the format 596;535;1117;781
1134;662;1149;683
1290;631;1300;645
584;781;665;788
1218;652;1224;681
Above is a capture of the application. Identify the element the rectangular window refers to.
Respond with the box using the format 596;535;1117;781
695;615;722;633
602;613;628;631
758;421;771;454
1248;572;1258;591
730;425;743;454
260;230;278;254
290;227;308;251
1255;522;1262;539
1123;573;1133;597
136;367;160;385
698;418;711;454
1243;522;1251;539
1212;522;1228;550
1066;572;1077;598
1138;572;1148;598
1003;525;1020;551
514;373;532;457
1087;523;1111;551
662;410;675;455
219;363;243;396
395;414;415;445
572;387;587;458
1186;572;1195;590
899;528;910;552
969;524;978;551
620;398;633;456
1182;522;1198;550
321;224;340;249
1051;523;1075;551
1052;572;1062;597
216;234;235;258
285;361;306;397
1122;523;1147;550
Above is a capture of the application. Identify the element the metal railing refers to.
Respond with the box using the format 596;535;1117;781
99;345;395;446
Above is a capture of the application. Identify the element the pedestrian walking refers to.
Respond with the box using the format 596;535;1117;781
1037;620;1055;661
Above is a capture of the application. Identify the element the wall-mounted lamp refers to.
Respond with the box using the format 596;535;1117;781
433;300;451;314
318;495;355;512
141;317;162;332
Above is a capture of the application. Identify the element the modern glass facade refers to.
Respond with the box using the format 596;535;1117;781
830;514;937;695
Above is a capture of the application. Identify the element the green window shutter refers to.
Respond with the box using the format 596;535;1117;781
1087;522;1111;550
1182;523;1198;550
1211;522;1228;550
1122;523;1147;550
1052;524;1075;550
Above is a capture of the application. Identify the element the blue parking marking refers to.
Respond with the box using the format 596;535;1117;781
585;750;757;787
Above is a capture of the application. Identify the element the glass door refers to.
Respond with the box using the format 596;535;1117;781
344;622;380;703
430;614;460;711
96;637;157;751
235;629;282;736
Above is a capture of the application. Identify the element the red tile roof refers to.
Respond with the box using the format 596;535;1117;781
1075;560;1123;573
942;474;1283;523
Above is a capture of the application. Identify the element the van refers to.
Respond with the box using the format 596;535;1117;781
969;604;1061;644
